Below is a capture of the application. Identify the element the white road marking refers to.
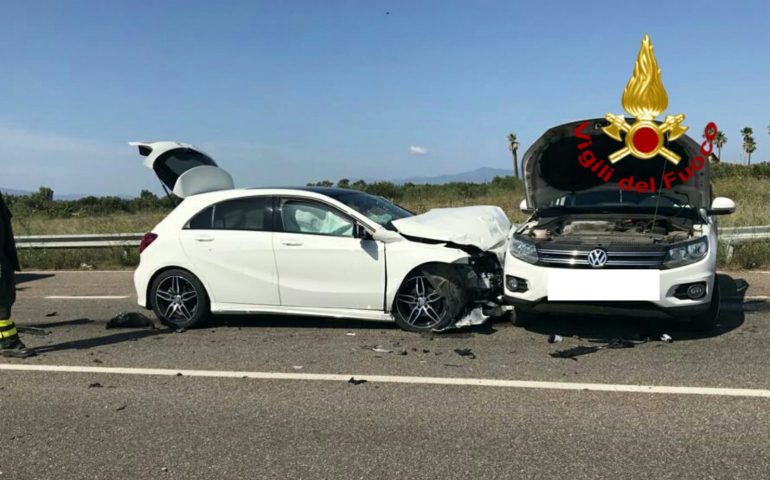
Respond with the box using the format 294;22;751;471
44;295;130;300
1;364;769;398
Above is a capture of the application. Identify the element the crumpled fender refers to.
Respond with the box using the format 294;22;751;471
392;205;511;262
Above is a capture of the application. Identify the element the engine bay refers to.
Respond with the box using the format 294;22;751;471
519;214;700;246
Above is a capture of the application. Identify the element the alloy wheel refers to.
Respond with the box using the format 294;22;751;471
155;275;199;323
395;275;448;329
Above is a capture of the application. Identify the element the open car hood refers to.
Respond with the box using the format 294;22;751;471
391;206;511;258
522;118;711;210
130;141;234;198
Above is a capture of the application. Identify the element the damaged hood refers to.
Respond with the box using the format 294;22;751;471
523;118;711;210
392;206;511;256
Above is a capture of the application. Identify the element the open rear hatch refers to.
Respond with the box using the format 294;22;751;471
129;141;234;198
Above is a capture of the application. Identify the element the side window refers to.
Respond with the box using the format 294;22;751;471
281;200;354;237
187;197;271;231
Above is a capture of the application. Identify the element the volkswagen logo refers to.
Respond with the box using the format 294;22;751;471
587;248;608;268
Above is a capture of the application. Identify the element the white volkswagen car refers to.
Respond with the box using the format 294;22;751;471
131;141;510;332
503;119;735;331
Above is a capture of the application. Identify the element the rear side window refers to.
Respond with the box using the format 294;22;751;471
187;197;271;231
154;149;217;190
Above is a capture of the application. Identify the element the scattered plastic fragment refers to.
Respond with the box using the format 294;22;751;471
550;345;600;359
606;338;636;349
115;405;127;411
292;366;303;370
454;348;476;359
88;382;103;388
175;373;183;377
660;333;673;343
368;346;393;354
161;467;168;472
45;312;58;317
175;328;187;333
106;312;157;330
548;334;563;344
348;377;367;385
345;332;356;336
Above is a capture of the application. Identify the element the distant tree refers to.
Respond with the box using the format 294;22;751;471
351;179;367;190
317;180;334;187
746;138;757;166
337;178;350;188
139;189;157;201
507;133;520;179
35;186;54;202
741;127;756;165
714;130;727;162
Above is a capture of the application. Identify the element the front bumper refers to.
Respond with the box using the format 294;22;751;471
503;251;716;320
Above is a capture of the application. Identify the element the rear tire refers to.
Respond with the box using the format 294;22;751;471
689;276;720;332
150;269;210;329
393;264;467;332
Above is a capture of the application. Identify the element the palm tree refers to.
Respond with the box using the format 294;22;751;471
507;133;520;179
741;127;754;164
746;138;757;165
714;131;727;162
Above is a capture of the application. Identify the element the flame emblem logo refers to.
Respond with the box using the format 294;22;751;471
603;34;688;164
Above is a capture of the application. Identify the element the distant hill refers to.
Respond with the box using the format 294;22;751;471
0;188;133;200
392;167;514;185
0;187;32;196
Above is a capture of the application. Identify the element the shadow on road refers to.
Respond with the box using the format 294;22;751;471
14;272;55;285
210;314;502;336
210;314;397;331
31;326;169;354
523;274;747;343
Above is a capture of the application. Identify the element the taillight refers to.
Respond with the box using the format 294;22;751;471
139;233;158;253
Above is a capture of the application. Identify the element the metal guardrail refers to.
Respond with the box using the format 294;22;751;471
13;226;770;252
15;233;144;249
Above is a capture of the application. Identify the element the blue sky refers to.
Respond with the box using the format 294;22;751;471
0;0;768;195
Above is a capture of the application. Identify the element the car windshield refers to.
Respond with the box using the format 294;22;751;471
329;191;413;230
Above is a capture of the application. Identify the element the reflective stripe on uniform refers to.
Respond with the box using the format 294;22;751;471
0;327;17;338
0;320;14;330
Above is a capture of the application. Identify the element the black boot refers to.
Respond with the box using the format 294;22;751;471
0;334;36;358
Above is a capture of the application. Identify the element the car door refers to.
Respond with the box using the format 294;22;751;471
273;197;385;310
180;196;280;306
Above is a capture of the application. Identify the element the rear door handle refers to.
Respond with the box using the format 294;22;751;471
281;240;303;246
195;235;215;242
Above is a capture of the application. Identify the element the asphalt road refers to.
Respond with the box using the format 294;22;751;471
2;270;770;479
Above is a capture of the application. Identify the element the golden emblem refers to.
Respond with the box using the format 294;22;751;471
603;34;687;164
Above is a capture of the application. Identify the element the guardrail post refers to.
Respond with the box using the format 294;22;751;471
725;241;735;264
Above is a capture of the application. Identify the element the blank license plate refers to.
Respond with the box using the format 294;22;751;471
548;270;660;301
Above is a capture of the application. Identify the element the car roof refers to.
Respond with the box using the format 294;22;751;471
248;186;359;196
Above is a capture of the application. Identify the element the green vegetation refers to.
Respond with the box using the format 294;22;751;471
8;163;770;269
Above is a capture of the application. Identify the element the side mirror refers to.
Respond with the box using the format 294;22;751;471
519;199;533;214
372;228;403;243
355;224;374;240
707;197;735;215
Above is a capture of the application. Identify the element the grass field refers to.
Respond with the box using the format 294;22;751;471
11;175;770;269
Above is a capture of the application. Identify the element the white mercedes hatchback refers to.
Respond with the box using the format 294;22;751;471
131;141;510;332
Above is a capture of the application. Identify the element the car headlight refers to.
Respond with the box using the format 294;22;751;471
663;237;708;268
509;236;538;264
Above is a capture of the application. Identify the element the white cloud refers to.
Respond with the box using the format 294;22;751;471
409;145;428;155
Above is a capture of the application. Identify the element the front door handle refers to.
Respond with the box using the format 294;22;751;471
281;240;303;246
195;235;215;242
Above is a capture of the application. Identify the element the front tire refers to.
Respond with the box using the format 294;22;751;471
150;269;210;329
393;265;467;332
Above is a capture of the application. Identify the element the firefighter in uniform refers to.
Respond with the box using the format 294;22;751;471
0;192;34;357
